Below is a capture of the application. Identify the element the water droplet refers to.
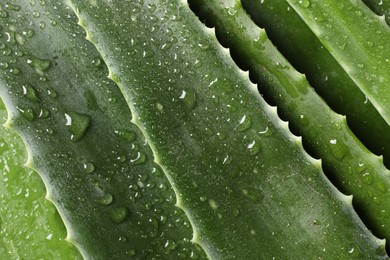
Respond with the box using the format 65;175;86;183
377;181;387;193
199;196;207;202
208;199;218;209
114;129;136;142
362;172;373;185
147;217;159;238
97;192;113;206
33;10;40;18
164;240;177;251
83;162;95;173
130;151;146;165
0;10;9;18
92;57;102;67
38;108;50;118
10;68;20;75
47;88;57;99
247;140;261;156
6;3;21;11
17;107;34;121
25;30;34;38
298;0;311;8
328;141;348;161
118;236;127;243
127;249;136;256
3;48;12;56
27;56;51;75
22;84;40;102
237;115;251;132
64;112;91;142
110;207;128;223
179;89;197;110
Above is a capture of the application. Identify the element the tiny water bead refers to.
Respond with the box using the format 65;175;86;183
110;206;128;224
83;162;95;173
236;114;252;132
38;108;50;119
26;55;51;75
178;88;197;110
47;88;57;99
97;192;113;206
5;3;21;11
247;140;261;156
114;129;136;142
130;151;146;165
64;112;91;142
22;84;40;102
298;0;311;8
17;107;34;121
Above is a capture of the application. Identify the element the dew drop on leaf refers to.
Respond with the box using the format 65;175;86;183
47;88;57;99
127;249;136;256
247;140;261;156
237;115;251;132
27;56;51;75
179;88;197;110
114;129;136;142
38;108;50;119
17;107;34;121
97;192;113;206
83;162;95;173
64;112;91;142
22;84;40;103
5;3;21;11
130;151;146;165
110;207;128;223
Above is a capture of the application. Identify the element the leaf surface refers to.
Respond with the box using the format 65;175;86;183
188;0;390;243
241;0;390;166
0;100;81;259
0;1;204;258
286;0;390;126
68;0;387;258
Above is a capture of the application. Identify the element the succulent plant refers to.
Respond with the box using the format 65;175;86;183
0;0;389;259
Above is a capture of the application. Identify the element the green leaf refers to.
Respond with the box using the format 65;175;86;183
363;0;390;25
241;0;390;165
0;100;81;259
286;0;390;125
0;1;203;259
68;0;386;258
188;0;390;243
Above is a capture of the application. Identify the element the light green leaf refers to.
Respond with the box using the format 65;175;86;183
0;100;81;259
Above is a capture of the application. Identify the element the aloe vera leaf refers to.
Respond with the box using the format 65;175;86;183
0;1;205;259
190;0;390;242
240;0;390;166
68;0;388;258
363;0;390;25
0;100;81;259
284;0;390;126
